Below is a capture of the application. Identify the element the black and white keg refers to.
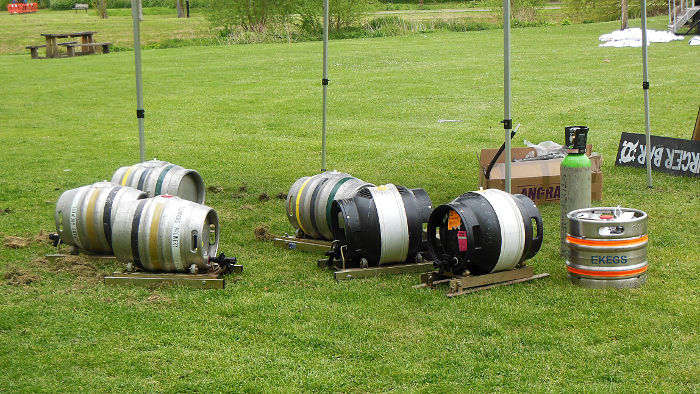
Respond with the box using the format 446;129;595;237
111;160;205;204
55;182;147;253
286;171;373;240
427;189;543;275
329;184;433;267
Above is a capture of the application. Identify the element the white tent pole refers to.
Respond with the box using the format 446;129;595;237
503;0;512;193
321;0;329;172
131;0;145;162
641;0;653;188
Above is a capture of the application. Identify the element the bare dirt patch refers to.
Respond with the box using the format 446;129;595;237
4;266;40;286
276;192;287;200
254;225;273;241
3;236;31;249
146;292;172;304
208;186;224;193
33;229;53;245
32;256;104;283
258;192;271;202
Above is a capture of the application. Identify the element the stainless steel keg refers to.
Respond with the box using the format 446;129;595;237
55;182;146;253
111;160;205;204
286;171;373;240
566;207;648;288
111;195;219;273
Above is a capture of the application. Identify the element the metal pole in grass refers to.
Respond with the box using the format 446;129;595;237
503;0;512;193
641;0;653;188
321;0;329;172
131;0;146;162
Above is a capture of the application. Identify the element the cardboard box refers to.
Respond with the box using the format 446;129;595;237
478;146;603;204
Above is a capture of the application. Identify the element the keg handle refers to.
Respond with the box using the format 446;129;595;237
532;215;543;244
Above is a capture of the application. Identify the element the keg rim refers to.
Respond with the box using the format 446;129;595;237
567;207;647;224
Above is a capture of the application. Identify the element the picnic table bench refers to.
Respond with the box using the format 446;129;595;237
65;42;112;57
71;3;88;12
29;32;111;59
26;41;77;59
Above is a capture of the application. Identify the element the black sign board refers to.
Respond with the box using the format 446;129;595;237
615;132;700;177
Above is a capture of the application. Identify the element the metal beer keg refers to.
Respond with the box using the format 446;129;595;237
566;207;648;288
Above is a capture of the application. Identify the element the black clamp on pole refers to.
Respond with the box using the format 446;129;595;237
501;118;512;129
322;78;329;86
642;81;650;90
136;109;145;119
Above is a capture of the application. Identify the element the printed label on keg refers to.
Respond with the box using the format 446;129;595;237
457;231;468;251
448;210;461;230
171;206;185;271
591;255;628;265
69;188;86;249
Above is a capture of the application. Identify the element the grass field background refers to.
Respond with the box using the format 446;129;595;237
1;14;699;391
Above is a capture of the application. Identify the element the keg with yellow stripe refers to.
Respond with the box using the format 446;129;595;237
566;207;648;288
111;195;219;273
111;160;205;204
55;182;147;254
286;171;373;240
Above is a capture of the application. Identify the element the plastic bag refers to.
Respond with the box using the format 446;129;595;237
518;140;567;161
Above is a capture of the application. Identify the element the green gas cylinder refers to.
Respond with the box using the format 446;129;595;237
560;126;591;258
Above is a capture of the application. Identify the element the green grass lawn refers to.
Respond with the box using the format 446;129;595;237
1;15;699;391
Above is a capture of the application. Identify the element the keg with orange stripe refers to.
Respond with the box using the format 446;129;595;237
566;207;648;288
55;182;147;254
111;195;218;273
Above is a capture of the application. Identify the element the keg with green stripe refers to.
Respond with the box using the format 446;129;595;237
55;182;147;254
111;160;205;204
566;207;648;288
111;195;219;273
286;171;373;240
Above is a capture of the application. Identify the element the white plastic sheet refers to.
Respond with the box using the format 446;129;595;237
599;28;684;47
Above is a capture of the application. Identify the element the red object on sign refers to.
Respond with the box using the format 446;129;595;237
457;231;468;252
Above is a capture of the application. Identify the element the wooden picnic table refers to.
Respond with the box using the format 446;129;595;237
41;31;96;58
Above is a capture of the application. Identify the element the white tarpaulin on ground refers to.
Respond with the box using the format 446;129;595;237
599;28;684;47
690;36;700;45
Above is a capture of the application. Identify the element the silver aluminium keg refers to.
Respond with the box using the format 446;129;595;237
566;207;648;288
286;171;373;240
111;195;219;273
111;160;205;204
55;182;146;253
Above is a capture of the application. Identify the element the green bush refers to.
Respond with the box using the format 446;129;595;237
487;0;549;23
207;0;295;32
49;0;75;10
297;0;375;35
564;0;668;23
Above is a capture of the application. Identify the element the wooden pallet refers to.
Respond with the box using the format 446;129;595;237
318;258;435;281
415;265;549;297
104;265;242;290
273;234;333;253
